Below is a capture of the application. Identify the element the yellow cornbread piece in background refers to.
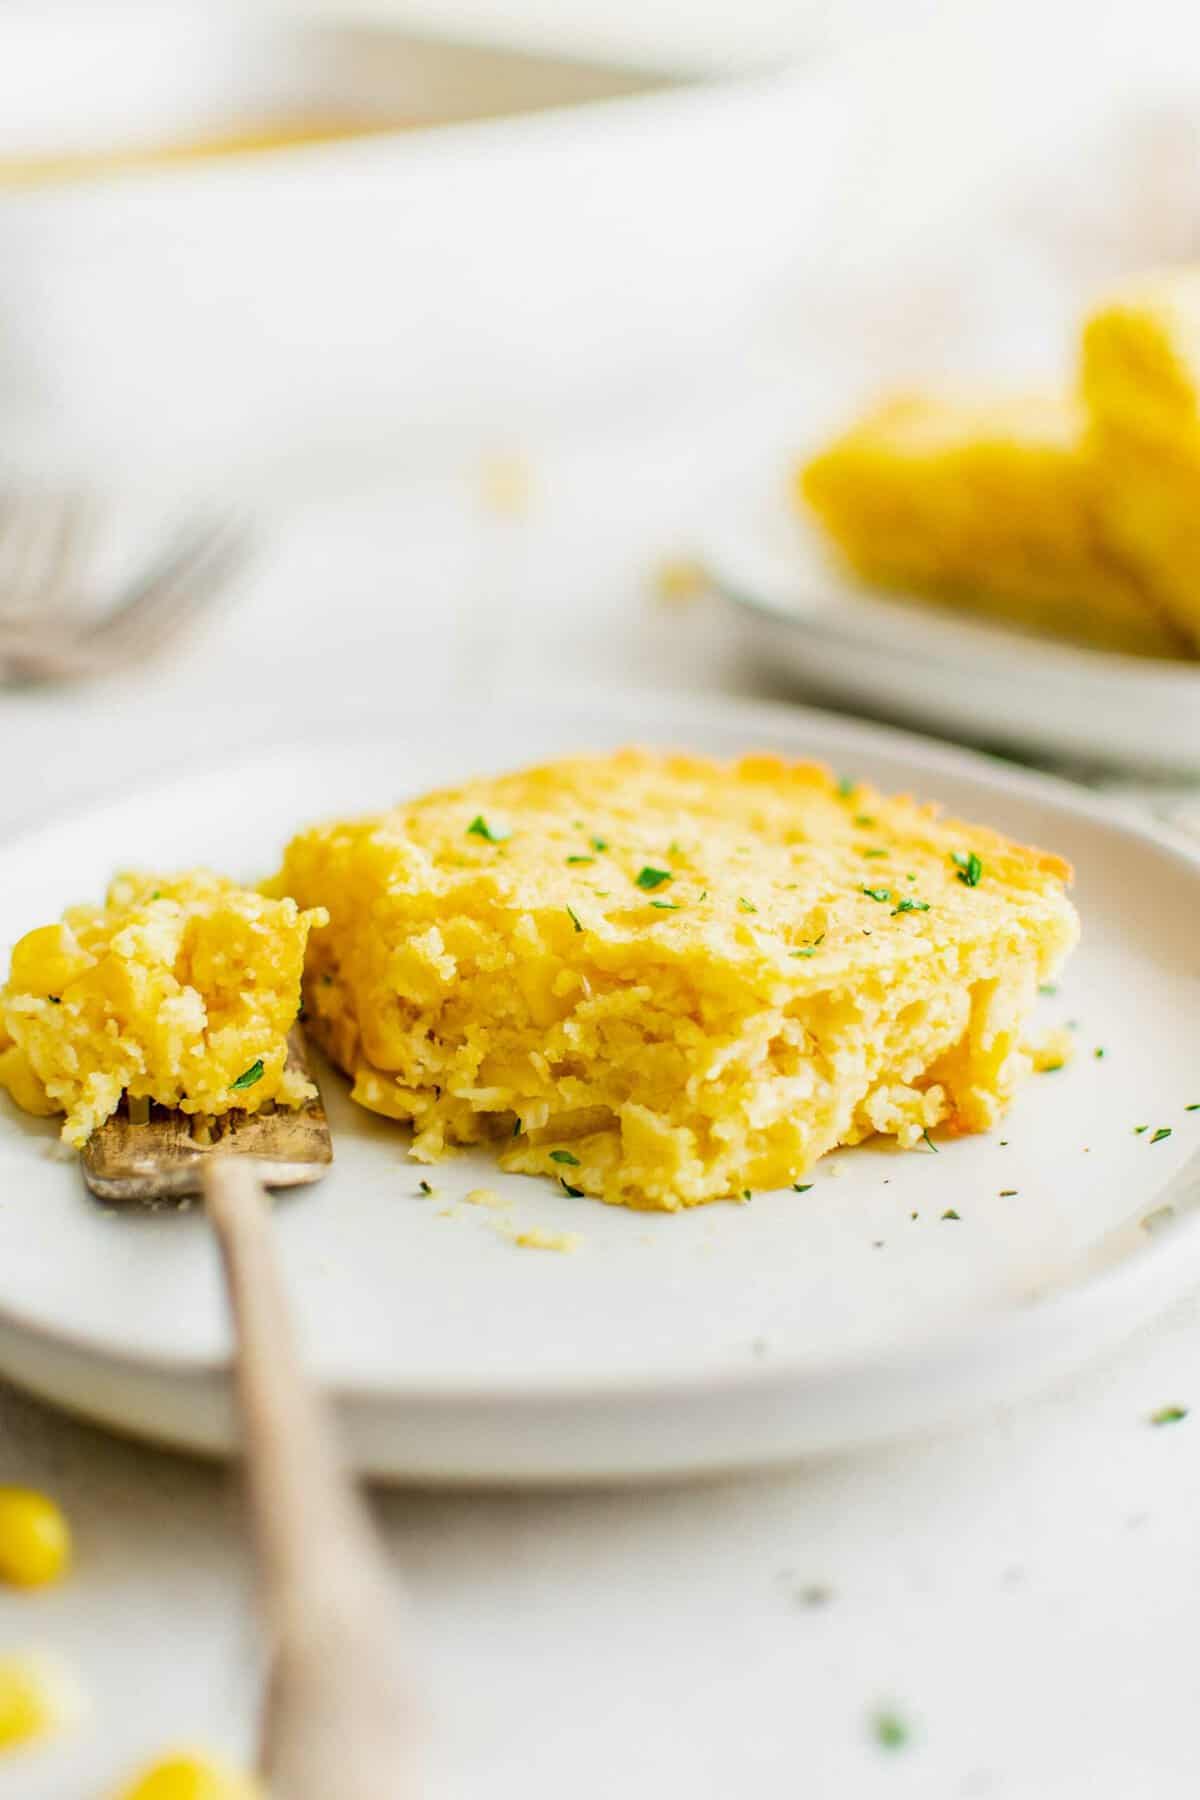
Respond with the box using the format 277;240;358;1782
1081;266;1200;652
273;751;1078;1212
799;391;1185;657
0;871;326;1148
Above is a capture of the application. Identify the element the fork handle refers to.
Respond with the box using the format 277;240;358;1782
204;1157;422;1798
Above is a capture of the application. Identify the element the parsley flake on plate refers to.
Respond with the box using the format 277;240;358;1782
737;897;757;913
792;1183;814;1193
559;1177;585;1198
565;904;583;933
861;886;892;904
1150;1405;1188;1426
230;1059;264;1092
466;814;509;843
549;1150;580;1166
649;899;679;911
892;898;930;915
872;1711;909;1751
566;854;594;865
952;849;983;887
635;866;672;891
941;1208;960;1221
1151;1127;1173;1144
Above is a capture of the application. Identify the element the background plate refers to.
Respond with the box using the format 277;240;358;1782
705;490;1200;775
0;689;1198;1482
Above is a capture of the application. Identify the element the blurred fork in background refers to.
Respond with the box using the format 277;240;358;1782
0;494;251;683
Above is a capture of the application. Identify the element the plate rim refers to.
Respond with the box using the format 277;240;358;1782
703;505;1200;691
1;684;1198;1416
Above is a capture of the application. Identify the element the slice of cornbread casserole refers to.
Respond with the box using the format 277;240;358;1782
0;871;326;1147
272;752;1078;1211
1081;266;1200;653
799;391;1185;657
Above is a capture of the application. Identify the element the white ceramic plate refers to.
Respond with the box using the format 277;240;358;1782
1;690;1199;1484
704;488;1200;775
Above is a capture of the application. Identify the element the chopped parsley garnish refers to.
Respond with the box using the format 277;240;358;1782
635;866;672;891
999;1189;1018;1197
942;1208;960;1221
872;1711;909;1751
230;1059;264;1092
1151;1127;1173;1144
1150;1405;1188;1426
836;775;855;799
737;897;757;913
921;1129;939;1154
1094;1047;1105;1059
862;847;888;859
854;814;875;827
565;904;583;933
1188;1104;1200;1112
1134;1125;1149;1135
549;1150;581;1166
559;1177;584;1198
512;1118;523;1137
861;886;892;904
590;837;608;853
466;814;509;843
1041;1062;1065;1073
741;1189;752;1202
418;1179;433;1195
649;899;679;910
566;854;594;865
1039;982;1058;996
952;849;983;887
790;947;819;958
892;898;930;915
150;890;161;901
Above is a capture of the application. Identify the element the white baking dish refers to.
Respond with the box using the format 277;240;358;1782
0;6;838;498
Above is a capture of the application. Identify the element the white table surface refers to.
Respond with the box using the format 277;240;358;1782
2;443;1200;1800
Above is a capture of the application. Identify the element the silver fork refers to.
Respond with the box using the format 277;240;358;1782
0;496;251;683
